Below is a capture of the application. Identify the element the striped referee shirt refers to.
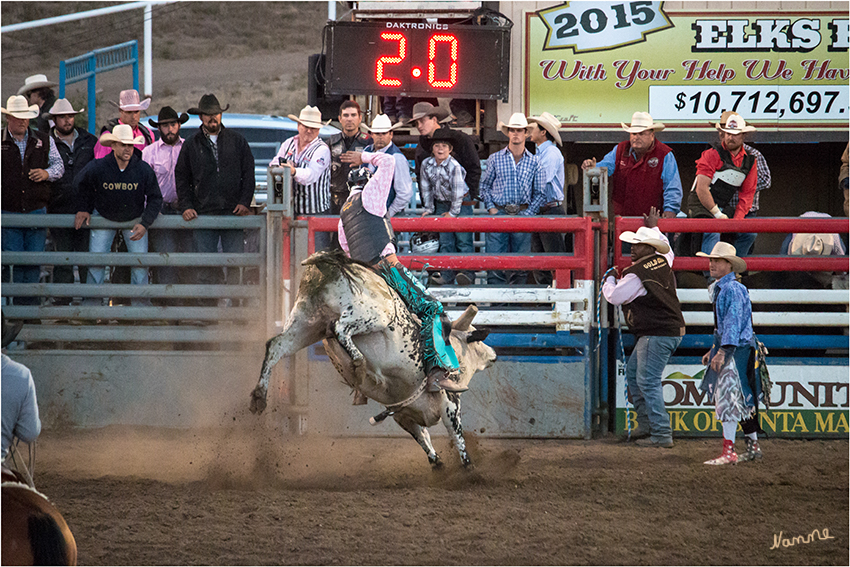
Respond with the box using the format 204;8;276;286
271;136;332;214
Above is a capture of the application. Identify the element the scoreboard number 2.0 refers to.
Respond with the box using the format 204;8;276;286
324;22;510;101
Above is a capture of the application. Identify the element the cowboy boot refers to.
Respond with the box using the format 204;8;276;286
704;439;738;465
738;438;763;462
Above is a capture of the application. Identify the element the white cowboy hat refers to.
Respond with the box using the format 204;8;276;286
1;95;39;119
498;112;529;136
98;123;144;146
696;241;747;273
288;105;330;129
789;233;835;256
619;226;670;254
109;89;151;112
47;98;84;116
17;74;58;95
528;111;562;146
621;111;665;133
716;112;756;134
365;114;402;134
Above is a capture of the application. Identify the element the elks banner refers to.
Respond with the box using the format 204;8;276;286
526;1;849;129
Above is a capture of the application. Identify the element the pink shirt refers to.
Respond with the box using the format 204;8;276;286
93;121;151;159
141;138;184;204
602;228;675;305
338;151;396;259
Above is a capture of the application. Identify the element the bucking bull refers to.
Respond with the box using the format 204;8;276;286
250;250;497;468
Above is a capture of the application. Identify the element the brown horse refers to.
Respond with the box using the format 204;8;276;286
1;469;77;566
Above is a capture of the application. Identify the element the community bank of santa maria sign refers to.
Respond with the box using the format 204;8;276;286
527;2;849;129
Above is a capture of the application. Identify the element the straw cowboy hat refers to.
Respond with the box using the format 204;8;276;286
619;226;670;254
46;98;84;118
187;94;229;115
528;111;562;146
98;123;144;146
410;102;450;123
109;89;151;112
716;112;756;134
498;112;529;136
288;105;330;129
789;233;835;256
148;106;189;128
1;95;39;119
697;241;747;273
621;111;665;133
364;114;402;134
17;74;58;95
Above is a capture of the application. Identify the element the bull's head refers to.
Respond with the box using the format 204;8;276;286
450;306;497;387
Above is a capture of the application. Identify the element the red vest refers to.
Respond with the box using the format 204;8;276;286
611;140;672;216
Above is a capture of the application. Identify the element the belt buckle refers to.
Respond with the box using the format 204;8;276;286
504;204;520;215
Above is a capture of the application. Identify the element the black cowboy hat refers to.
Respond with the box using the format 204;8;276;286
187;94;230;116
423;127;461;152
148;106;189;128
2;311;23;348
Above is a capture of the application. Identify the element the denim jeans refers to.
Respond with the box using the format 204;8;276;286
149;203;193;295
531;204;567;286
485;210;531;285
700;210;756;258
86;213;151;307
1;208;47;306
625;334;683;443
192;227;244;290
434;201;474;284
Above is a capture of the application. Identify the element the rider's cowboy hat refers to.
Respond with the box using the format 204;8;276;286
364;114;402;134
148;106;189;128
621;111;665;133
528;111;562;146
46;98;84;117
109;89;151;112
1;95;39;119
288;105;330;129
716;112;756;134
697;241;747;273
619;226;670;254
17;74;58;95
410;102;450;123
498;112;530;136
98;123;144;147
187;94;229;116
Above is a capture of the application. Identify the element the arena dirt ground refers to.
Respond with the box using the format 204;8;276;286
26;426;848;565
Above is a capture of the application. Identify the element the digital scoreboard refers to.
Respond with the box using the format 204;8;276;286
324;21;511;101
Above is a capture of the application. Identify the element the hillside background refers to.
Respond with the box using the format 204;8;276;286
1;1;331;129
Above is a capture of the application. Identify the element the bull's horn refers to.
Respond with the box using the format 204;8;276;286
451;305;478;332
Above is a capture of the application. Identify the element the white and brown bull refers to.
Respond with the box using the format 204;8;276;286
250;250;497;468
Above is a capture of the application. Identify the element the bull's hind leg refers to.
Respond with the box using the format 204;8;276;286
393;414;443;469
334;307;384;379
441;393;472;468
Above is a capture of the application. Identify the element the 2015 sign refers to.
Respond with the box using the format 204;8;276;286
539;1;672;52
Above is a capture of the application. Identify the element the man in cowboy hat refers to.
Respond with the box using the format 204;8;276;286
176;94;254;298
696;242;762;465
582;111;682;218
528;112;568;286
689;112;758;256
2;312;41;460
18;73;58;133
93;89;154;159
2;95;65;307
47;99;98;299
269;105;333;251
479;112;548;285
603;207;685;448
143;107;191;299
779;211;847;289
75;124;162;306
341;113;412;218
326;101;371;217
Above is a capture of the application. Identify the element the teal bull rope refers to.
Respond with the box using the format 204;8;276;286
596;266;631;438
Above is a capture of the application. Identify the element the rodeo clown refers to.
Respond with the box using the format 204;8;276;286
336;150;465;405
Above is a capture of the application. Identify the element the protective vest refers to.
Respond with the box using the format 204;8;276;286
340;192;394;265
1;128;51;213
365;142;405;209
611;140;672;216
328;131;370;198
708;143;755;216
621;254;685;338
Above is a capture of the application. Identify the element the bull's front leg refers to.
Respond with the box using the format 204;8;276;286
441;393;472;468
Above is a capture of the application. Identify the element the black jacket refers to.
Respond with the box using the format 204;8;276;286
1;127;53;213
175;125;255;215
49;127;97;214
415;125;481;201
75;153;162;229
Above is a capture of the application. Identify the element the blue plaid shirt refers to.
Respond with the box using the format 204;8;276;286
479;147;547;216
11;129;64;181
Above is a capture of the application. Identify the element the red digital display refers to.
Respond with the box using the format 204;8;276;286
325;22;510;101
